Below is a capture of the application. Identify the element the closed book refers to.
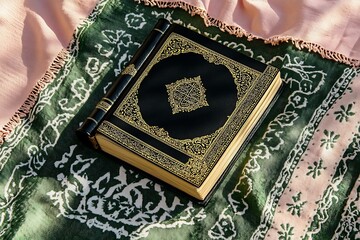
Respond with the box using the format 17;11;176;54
77;18;283;203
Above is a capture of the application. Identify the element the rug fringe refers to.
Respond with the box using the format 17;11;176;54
0;49;69;145
135;0;360;68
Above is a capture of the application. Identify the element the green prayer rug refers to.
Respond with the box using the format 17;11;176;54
0;0;359;239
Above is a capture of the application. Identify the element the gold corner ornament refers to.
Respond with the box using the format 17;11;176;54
121;64;137;77
166;76;209;114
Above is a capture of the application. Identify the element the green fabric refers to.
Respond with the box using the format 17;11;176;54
1;0;359;239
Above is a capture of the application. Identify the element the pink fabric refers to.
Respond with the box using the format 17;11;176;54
265;73;360;239
0;0;98;129
138;0;360;66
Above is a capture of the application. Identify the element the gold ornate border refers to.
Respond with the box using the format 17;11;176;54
98;121;208;186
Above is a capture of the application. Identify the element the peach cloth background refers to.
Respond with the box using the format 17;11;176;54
150;0;360;63
0;0;98;129
1;0;359;131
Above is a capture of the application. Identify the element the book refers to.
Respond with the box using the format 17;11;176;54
77;18;283;203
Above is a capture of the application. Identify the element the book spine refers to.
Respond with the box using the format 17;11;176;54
77;18;172;148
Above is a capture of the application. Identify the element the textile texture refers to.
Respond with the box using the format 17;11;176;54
0;0;98;132
0;0;359;239
135;0;360;67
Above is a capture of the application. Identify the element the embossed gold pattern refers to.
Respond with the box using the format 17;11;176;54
166;76;209;114
106;33;278;186
116;89;220;159
121;64;137;76
97;121;207;186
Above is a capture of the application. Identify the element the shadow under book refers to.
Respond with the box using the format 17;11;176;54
77;19;283;204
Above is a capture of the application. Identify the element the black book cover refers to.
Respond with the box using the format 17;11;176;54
77;19;282;203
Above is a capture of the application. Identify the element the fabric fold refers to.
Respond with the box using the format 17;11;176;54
135;0;360;67
0;0;98;144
